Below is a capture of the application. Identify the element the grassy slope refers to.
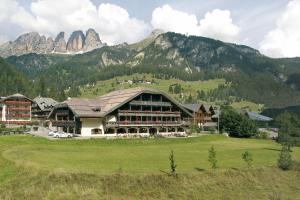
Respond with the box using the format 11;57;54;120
0;135;299;199
80;73;262;111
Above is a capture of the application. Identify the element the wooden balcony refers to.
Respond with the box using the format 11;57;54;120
51;120;75;127
129;100;172;107
4;101;31;105
118;110;181;117
106;120;190;127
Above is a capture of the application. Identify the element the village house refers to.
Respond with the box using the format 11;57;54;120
183;103;218;131
48;87;193;137
0;94;33;125
32;97;58;120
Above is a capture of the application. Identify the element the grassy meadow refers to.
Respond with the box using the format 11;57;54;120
0;135;300;199
80;74;263;112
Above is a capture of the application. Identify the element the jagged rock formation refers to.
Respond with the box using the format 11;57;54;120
84;28;103;52
0;32;54;57
53;32;67;53
0;29;105;57
66;31;85;53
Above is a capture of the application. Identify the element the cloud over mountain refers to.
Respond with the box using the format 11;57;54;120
0;0;150;45
151;5;240;43
259;0;300;58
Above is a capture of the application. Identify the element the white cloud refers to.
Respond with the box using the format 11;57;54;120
0;0;150;45
259;0;300;58
151;5;240;43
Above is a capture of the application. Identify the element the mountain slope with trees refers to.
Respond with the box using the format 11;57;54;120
3;32;300;109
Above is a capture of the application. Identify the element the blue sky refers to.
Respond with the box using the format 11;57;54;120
1;0;300;57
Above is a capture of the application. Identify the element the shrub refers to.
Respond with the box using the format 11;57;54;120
277;145;292;170
208;146;217;169
242;151;253;168
169;150;177;175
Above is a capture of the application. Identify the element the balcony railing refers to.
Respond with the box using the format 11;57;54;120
118;110;181;117
106;120;190;127
51;120;75;127
4;101;31;105
129;100;172;107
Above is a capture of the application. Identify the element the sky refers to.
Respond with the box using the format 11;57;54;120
1;0;300;58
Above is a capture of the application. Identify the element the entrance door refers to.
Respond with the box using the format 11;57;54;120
149;128;157;136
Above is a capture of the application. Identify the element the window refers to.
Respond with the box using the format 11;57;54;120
91;128;102;135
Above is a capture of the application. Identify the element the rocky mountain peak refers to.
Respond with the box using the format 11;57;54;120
66;30;85;52
53;32;67;53
84;28;103;52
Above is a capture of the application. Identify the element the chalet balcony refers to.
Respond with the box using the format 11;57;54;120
51;120;75;127
106;120;190;128
129;100;172;107
6;113;30;118
4;101;31;105
118;110;181;117
7;107;31;111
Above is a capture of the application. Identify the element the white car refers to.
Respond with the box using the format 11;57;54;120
53;131;73;138
48;130;57;136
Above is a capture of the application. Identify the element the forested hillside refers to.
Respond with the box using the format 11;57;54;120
3;32;300;109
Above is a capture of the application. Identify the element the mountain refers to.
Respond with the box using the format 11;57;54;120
0;57;33;96
3;31;300;109
0;29;104;57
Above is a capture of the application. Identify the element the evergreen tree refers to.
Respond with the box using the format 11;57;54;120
277;145;292;170
208;146;217;169
169;150;177;175
242;151;253;168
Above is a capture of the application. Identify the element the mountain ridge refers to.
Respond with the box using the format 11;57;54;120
0;28;104;57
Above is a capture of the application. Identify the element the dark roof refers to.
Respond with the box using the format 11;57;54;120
183;103;214;113
237;109;273;122
49;87;193;118
33;97;58;111
246;111;273;122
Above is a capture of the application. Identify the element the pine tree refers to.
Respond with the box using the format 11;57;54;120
242;151;253;168
169;150;177;175
277;145;292;170
208;146;217;169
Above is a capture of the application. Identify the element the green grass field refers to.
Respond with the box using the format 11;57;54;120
0;135;299;199
80;74;263;112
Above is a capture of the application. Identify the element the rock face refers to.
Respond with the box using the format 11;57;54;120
53;32;67;53
0;28;105;57
84;28;103;52
0;32;54;57
66;31;85;53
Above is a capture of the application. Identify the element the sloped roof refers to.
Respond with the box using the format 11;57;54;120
183;103;214;113
33;97;58;111
0;93;33;102
50;87;192;118
246;111;273;122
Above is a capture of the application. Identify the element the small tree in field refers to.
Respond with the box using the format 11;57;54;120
208;146;217;169
169;150;177;175
277;145;292;170
242;151;253;168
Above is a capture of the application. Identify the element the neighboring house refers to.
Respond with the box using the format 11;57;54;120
0;93;33;125
183;103;218;130
48;87;193;137
32;97;58;120
238;110;273;127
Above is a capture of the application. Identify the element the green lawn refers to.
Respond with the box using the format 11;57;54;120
0;135;299;199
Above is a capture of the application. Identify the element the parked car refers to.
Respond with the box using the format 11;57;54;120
53;131;73;138
48;130;57;136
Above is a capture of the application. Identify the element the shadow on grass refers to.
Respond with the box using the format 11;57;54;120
263;148;280;152
194;167;205;172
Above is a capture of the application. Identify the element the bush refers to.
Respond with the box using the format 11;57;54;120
257;131;268;139
242;151;253;168
208;146;217;169
169;150;177;175
277;145;292;170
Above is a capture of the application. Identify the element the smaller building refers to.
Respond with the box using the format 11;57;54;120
0;93;33;125
183;103;218;130
32;97;58;120
238;110;273;127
